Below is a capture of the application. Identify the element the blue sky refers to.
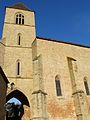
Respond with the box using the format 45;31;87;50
0;0;90;46
7;97;21;105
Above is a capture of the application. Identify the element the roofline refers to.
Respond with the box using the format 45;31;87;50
6;5;35;13
0;66;9;84
6;6;35;13
36;36;90;49
5;2;35;12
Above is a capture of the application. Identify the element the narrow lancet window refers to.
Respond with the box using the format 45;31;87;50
55;75;62;96
84;77;90;95
18;36;20;45
17;33;21;45
17;62;20;75
22;16;24;24
16;15;18;24
17;60;21;76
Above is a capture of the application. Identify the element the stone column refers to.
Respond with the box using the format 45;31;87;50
31;55;48;120
22;105;31;120
67;57;88;120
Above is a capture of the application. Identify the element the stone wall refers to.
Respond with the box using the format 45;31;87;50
1;6;36;119
0;71;7;120
1;3;90;120
0;41;5;67
32;38;90;120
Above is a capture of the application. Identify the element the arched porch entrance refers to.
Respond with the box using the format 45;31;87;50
6;89;31;120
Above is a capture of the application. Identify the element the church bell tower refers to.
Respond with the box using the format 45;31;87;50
2;3;36;46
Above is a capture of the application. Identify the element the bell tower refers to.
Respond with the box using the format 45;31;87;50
2;3;36;47
2;3;36;80
1;3;36;120
1;3;48;120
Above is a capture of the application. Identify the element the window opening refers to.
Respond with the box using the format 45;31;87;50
17;62;20;76
17;34;21;45
55;75;62;96
18;35;21;45
16;13;24;25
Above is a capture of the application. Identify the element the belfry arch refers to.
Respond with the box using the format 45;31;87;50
6;89;31;120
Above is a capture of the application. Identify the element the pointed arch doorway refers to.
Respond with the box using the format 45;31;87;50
6;89;31;120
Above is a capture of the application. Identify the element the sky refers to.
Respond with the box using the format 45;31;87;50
7;97;21;105
0;0;90;46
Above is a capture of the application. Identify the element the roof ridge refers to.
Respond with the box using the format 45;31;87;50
8;2;34;12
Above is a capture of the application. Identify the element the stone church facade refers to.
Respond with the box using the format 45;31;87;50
0;3;90;120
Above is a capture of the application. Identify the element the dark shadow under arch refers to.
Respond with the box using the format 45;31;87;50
6;90;30;107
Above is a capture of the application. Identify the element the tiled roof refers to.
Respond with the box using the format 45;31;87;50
8;2;34;12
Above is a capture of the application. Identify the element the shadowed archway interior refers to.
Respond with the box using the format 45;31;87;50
6;90;30;120
6;89;30;107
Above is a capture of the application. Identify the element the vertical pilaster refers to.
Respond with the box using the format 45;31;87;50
32;55;48;120
67;57;88;120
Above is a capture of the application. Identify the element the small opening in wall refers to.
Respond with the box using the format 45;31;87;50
18;35;20;45
55;75;62;96
17;33;22;45
17;62;20;76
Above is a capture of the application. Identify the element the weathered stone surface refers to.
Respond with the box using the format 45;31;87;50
0;67;9;120
0;3;90;120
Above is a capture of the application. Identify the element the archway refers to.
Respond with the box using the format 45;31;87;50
6;89;30;120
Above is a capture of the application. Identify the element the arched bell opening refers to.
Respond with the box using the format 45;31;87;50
6;89;30;120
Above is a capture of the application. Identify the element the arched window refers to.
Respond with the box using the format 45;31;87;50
17;33;21;45
55;75;62;96
17;60;21;76
84;77;90;95
16;13;24;25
